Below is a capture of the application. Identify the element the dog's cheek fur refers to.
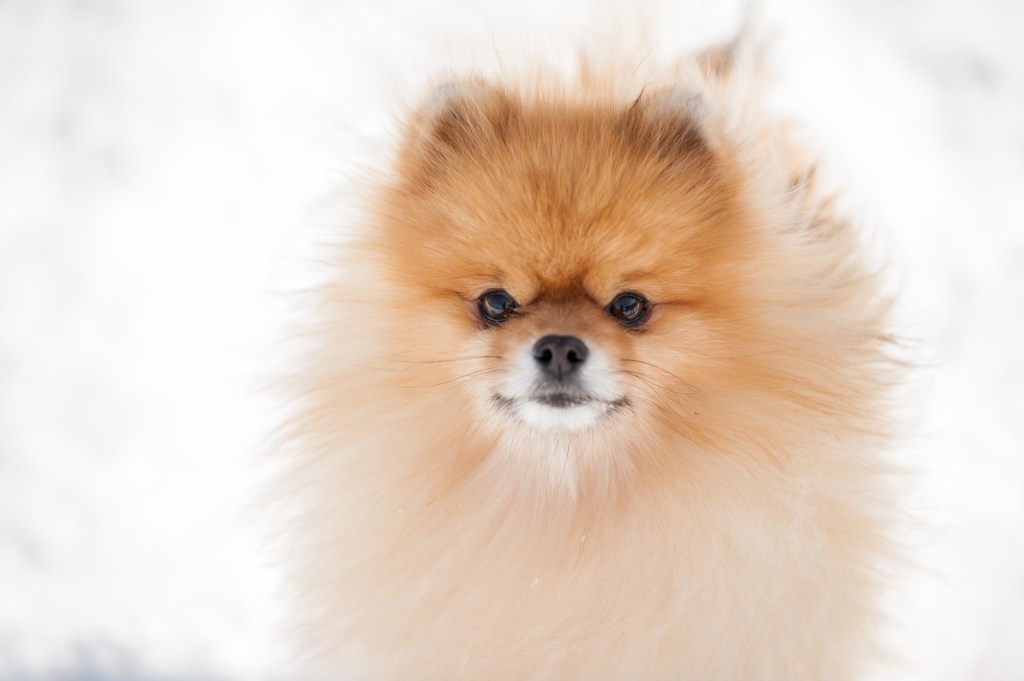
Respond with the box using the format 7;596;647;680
281;49;899;681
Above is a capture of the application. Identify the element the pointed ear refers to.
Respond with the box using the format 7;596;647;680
696;39;740;80
398;80;519;188
619;88;711;163
695;20;765;81
419;80;518;156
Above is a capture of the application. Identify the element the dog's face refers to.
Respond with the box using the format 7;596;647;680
371;83;780;448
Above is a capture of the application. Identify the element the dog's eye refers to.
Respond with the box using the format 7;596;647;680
606;292;649;327
478;290;518;324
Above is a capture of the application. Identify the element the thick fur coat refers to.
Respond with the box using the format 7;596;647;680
281;42;897;680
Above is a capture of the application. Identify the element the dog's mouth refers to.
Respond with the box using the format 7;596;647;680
491;345;629;431
492;392;629;414
533;392;592;408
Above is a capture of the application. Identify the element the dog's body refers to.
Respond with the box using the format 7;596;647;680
282;42;896;680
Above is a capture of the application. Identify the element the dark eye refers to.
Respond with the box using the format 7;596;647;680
478;289;518;324
606;292;649;327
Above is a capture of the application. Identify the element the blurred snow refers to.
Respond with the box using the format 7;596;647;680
0;0;1021;679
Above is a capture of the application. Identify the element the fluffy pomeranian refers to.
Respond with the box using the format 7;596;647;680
281;37;897;681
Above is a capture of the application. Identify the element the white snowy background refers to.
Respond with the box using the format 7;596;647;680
1;0;1022;679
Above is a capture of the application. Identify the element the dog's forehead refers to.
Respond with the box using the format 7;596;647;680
500;244;667;306
390;99;732;298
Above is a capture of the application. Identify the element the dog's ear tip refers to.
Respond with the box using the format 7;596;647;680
417;78;518;153
644;88;708;118
397;78;519;187
427;80;491;115
622;87;712;161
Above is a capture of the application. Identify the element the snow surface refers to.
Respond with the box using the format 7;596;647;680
1;0;1022;679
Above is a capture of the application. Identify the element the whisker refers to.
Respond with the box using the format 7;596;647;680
345;355;498;374
621;358;688;385
618;377;705;449
618;369;700;397
576;429;593;474
659;419;706;452
555;437;570;499
619;375;699;427
621;358;709;397
724;347;799;360
381;355;500;365
507;422;522;470
398;367;501;388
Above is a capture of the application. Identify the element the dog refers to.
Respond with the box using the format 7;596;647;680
279;36;898;680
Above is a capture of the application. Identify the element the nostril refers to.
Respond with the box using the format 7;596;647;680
562;337;588;365
532;335;589;380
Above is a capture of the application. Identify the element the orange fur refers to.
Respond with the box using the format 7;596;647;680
281;44;898;680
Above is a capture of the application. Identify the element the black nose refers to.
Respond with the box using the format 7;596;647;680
532;335;589;381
